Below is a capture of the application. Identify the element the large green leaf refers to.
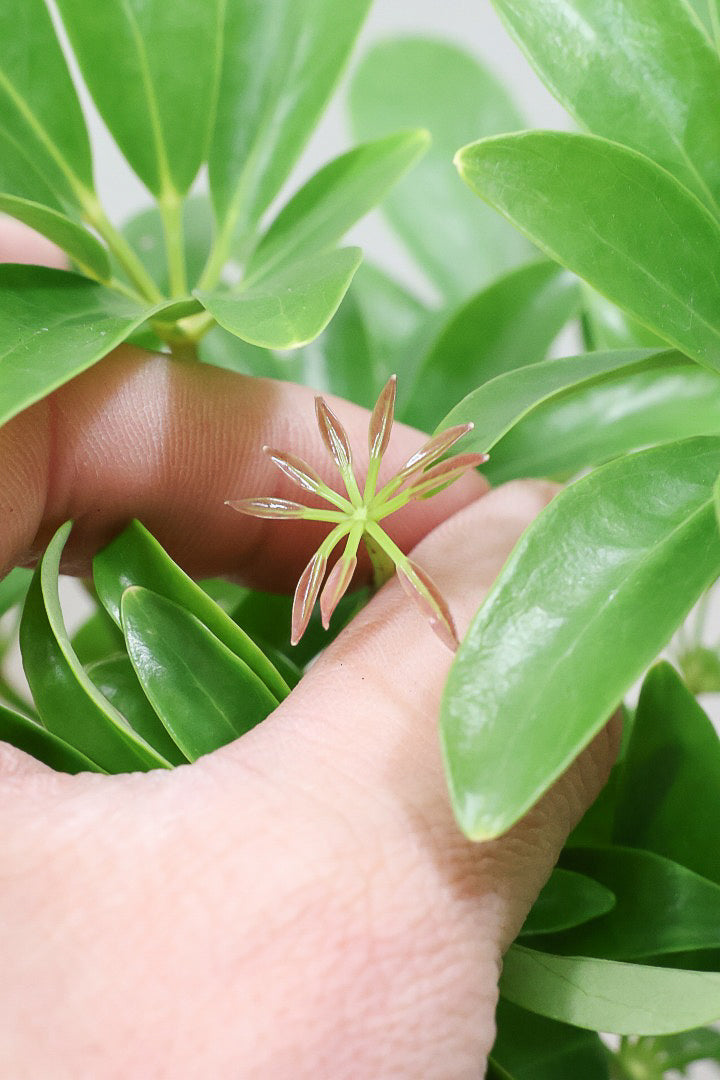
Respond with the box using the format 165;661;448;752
92;519;289;701
210;0;370;234
19;523;170;772
490;0;720;215
441;439;720;840
197;247;362;350
0;195;110;280
500;944;720;1035
405;262;580;430
0;701;101;774
456;133;720;371
485;357;720;483
519;868;615;938
122;197;215;293
0;0;93;211
245;131;429;285
348;37;530;300
490;1000;610;1080
614;662;720;885
55;0;223;196
121;587;277;761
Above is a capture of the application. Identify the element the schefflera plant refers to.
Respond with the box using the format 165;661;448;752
0;0;429;431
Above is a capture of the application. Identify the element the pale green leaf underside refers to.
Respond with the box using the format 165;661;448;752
0;194;110;279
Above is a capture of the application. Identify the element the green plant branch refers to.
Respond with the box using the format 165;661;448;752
82;194;164;304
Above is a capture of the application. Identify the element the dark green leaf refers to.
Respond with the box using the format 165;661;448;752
0;700;101;774
519;868;615;938
349;36;530;300
121;587;277;761
0;195;110;280
491;999;610;1080
490;0;720;214
441;439;720;840
121;197;215;293
19;523;170;772
500;944;720;1035
456;133;720;371
0;568;32;619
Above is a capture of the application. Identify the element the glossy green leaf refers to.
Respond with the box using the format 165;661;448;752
71;606;126;668
198;578;248;614
210;0;371;231
19;523;170;772
614;662;720;885
122;197;215;293
121;587;277;761
93;520;288;701
405;262;581;430
197;247;362;350
349;36;530;300
485;358;720;484
245;131;429;285
0;195;110;280
436;347;666;457
0;701;101;774
519;868;615;938
441;439;720;840
490;0;720;214
500;944;720;1035
87;655;187;767
456;133;720;371
0;0;93;211
0;568;32;620
490;1000;610;1080
55;0;223;196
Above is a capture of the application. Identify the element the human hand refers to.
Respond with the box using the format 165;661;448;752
0;223;618;1078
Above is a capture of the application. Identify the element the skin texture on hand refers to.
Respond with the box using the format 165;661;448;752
0;222;618;1078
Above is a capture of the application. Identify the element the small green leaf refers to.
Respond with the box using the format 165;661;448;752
0;195;110;280
121;197;215;293
490;1000;610;1080
349;36;530;300
121;587;277;761
500;944;720;1035
441;439;720;840
456;133;720;371
93;520;289;701
19;523;170;772
614;662;720;885
70;606;126;668
519;868;615;938
405;262;580;430
55;0;224;196
0;568;32;620
0;701;102;774
197;247;362;350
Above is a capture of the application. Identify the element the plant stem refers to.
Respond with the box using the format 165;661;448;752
81;194;164;304
159;189;188;297
362;525;397;589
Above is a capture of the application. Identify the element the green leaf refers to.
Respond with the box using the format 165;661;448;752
87;655;188;767
407;262;582;429
0;700;102;774
0;0;93;211
121;587;277;762
0;568;32;619
55;0;223;196
121;197;215;293
641;1027;720;1072
441;438;720;840
436;347;667;456
456;133;720;371
92;519;289;701
614;662;720;885
245;131;430;285
490;999;610;1080
485;357;720;484
489;0;720;215
519;868;615;938
0;195;110;280
348;36;530;300
197;247;362;350
581;287;666;352
500;944;720;1035
529;846;720;960
210;0;371;232
19;523;170;772
70;606;126;668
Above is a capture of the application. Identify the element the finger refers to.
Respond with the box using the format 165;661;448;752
0;216;67;268
1;347;486;584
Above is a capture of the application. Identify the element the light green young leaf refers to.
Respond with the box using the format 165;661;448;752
19;523;170;772
490;0;720;215
121;197;215;293
405;262;581;429
0;701;102;774
0;194;110;280
519;868;615;938
121;587;277;761
197;247;362;350
55;0;224;196
490;1000;610;1080
0;0;93;211
349;36;530;300
245;131;430;285
500;944;720;1035
456;133;720;371
441;439;720;840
